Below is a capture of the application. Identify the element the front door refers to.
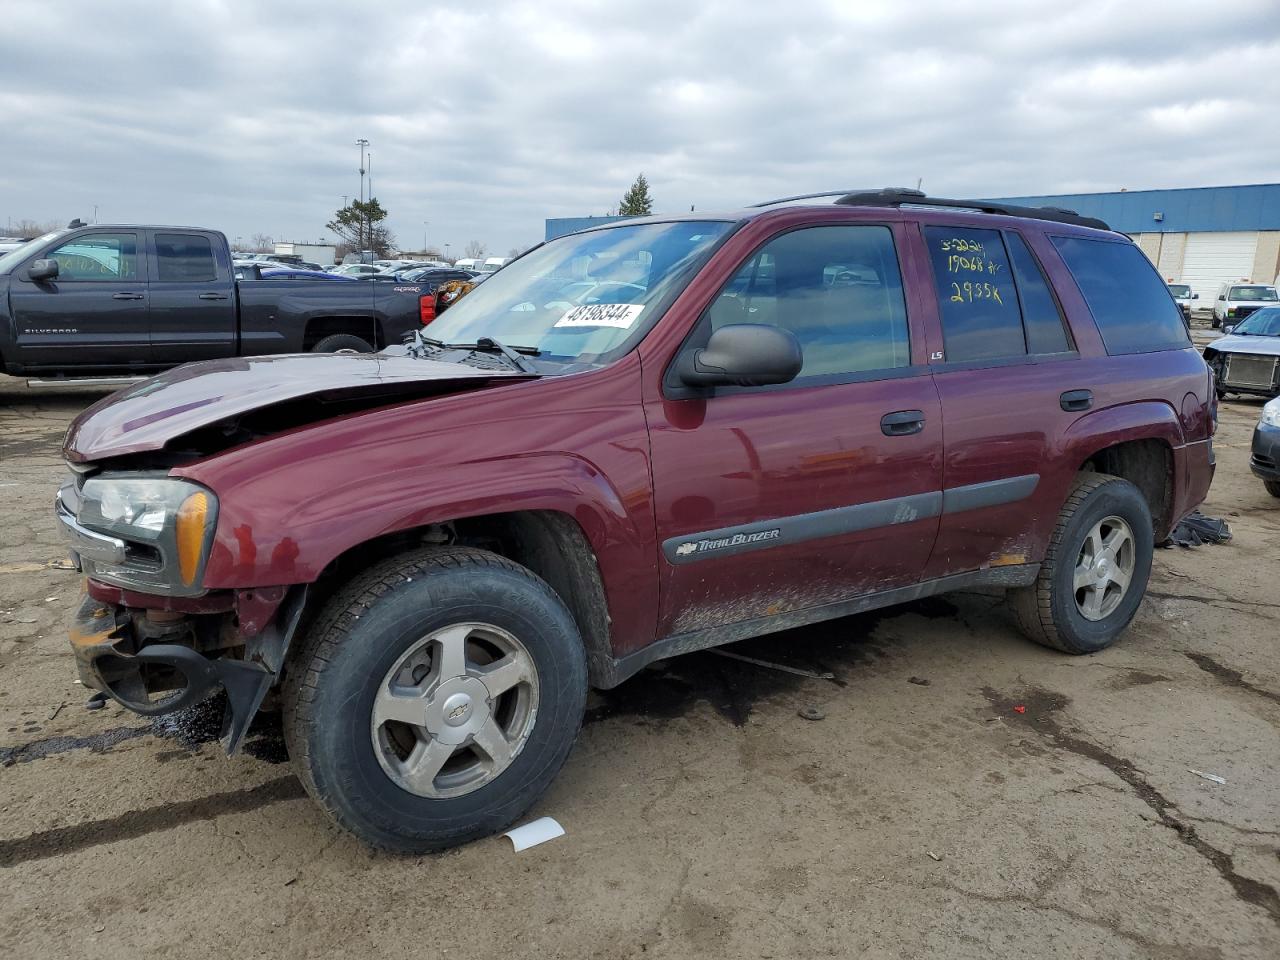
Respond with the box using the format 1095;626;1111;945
146;230;237;362
9;231;150;370
645;223;943;639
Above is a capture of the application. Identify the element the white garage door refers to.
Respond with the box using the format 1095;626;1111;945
1180;232;1259;303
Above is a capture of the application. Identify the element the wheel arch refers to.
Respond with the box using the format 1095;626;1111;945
1062;402;1183;540
309;509;618;686
303;314;385;350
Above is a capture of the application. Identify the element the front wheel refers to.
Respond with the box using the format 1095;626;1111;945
283;547;587;852
1265;480;1280;499
1012;473;1154;654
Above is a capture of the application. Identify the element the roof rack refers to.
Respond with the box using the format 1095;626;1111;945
833;188;1110;230
750;189;890;208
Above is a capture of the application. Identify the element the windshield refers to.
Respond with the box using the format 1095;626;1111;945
0;231;64;274
1167;284;1191;297
422;220;733;365
1232;307;1280;336
1229;285;1278;301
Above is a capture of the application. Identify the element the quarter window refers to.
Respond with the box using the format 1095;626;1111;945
45;233;138;281
703;225;910;380
155;233;218;282
1051;236;1190;354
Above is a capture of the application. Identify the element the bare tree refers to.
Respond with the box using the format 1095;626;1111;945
251;233;274;254
11;218;62;238
506;247;524;260
463;240;487;259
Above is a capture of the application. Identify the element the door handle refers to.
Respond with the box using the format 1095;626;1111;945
198;292;229;300
111;292;144;300
881;409;925;436
1060;389;1093;412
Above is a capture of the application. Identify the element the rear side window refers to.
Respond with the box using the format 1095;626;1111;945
155;233;218;282
1051;236;1190;354
925;226;1070;363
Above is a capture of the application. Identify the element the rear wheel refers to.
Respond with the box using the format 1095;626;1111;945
1265;480;1280;498
1012;473;1154;654
283;547;587;852
311;333;373;354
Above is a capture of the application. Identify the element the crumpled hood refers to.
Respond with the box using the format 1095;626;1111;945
64;351;533;462
1208;334;1280;358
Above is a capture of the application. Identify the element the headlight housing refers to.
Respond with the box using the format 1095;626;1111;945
74;476;218;595
1262;398;1280;428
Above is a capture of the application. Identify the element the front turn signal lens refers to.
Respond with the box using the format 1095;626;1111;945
175;492;210;586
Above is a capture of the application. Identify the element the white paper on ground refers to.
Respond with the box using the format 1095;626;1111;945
503;816;565;852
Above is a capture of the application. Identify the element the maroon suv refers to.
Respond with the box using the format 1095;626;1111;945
58;189;1215;851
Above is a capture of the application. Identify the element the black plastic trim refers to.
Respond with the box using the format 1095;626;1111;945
662;474;1040;565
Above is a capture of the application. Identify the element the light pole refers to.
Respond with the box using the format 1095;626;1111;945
444;242;451;263
355;139;369;257
93;204;99;223
422;221;429;255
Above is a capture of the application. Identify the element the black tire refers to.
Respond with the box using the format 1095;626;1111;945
282;547;587;852
311;333;373;353
1011;472;1154;655
1265;480;1280;499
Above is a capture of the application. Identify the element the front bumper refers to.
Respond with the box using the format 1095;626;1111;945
1251;421;1280;482
67;584;307;753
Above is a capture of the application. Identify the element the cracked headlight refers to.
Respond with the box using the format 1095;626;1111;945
1262;398;1280;428
77;476;218;594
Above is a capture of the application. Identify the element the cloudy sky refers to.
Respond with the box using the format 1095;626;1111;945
2;0;1277;255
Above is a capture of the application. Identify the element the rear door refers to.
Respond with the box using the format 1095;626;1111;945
8;230;150;370
645;222;944;638
146;230;237;362
911;221;1082;579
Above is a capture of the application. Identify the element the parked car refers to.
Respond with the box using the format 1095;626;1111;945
0;225;433;375
1203;306;1280;398
331;263;383;277
259;267;358;281
1211;282;1278;329
56;189;1213;852
1251;397;1280;498
1167;281;1196;324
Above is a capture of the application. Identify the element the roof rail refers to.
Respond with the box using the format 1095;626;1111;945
750;189;891;208
834;189;1110;230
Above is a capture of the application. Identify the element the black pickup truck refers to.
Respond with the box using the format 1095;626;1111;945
0;224;427;377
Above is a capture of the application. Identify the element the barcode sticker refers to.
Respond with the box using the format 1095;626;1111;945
553;304;644;329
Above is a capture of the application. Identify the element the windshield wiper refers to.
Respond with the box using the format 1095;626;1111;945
472;337;540;373
408;329;539;372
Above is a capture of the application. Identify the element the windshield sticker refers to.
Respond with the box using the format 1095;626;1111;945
554;304;644;329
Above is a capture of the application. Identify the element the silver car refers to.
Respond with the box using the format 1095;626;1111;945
1204;306;1280;398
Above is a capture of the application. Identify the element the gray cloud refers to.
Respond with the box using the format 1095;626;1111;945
1;0;1277;253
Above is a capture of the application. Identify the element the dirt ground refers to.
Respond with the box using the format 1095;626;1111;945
2;338;1278;959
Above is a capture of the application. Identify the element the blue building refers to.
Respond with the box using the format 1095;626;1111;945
547;184;1280;303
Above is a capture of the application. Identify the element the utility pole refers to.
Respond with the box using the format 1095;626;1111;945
423;221;429;254
93;204;99;223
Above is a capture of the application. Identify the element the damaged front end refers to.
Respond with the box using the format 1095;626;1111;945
68;584;308;753
57;465;309;752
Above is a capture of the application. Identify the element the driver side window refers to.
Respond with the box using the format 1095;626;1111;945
704;225;911;381
46;234;139;281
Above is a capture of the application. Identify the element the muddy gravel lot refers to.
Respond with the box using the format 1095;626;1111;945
1;352;1278;959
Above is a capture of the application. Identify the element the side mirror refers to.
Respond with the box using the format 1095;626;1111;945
677;323;802;388
28;259;59;281
1193;293;1200;300
1223;324;1236;335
